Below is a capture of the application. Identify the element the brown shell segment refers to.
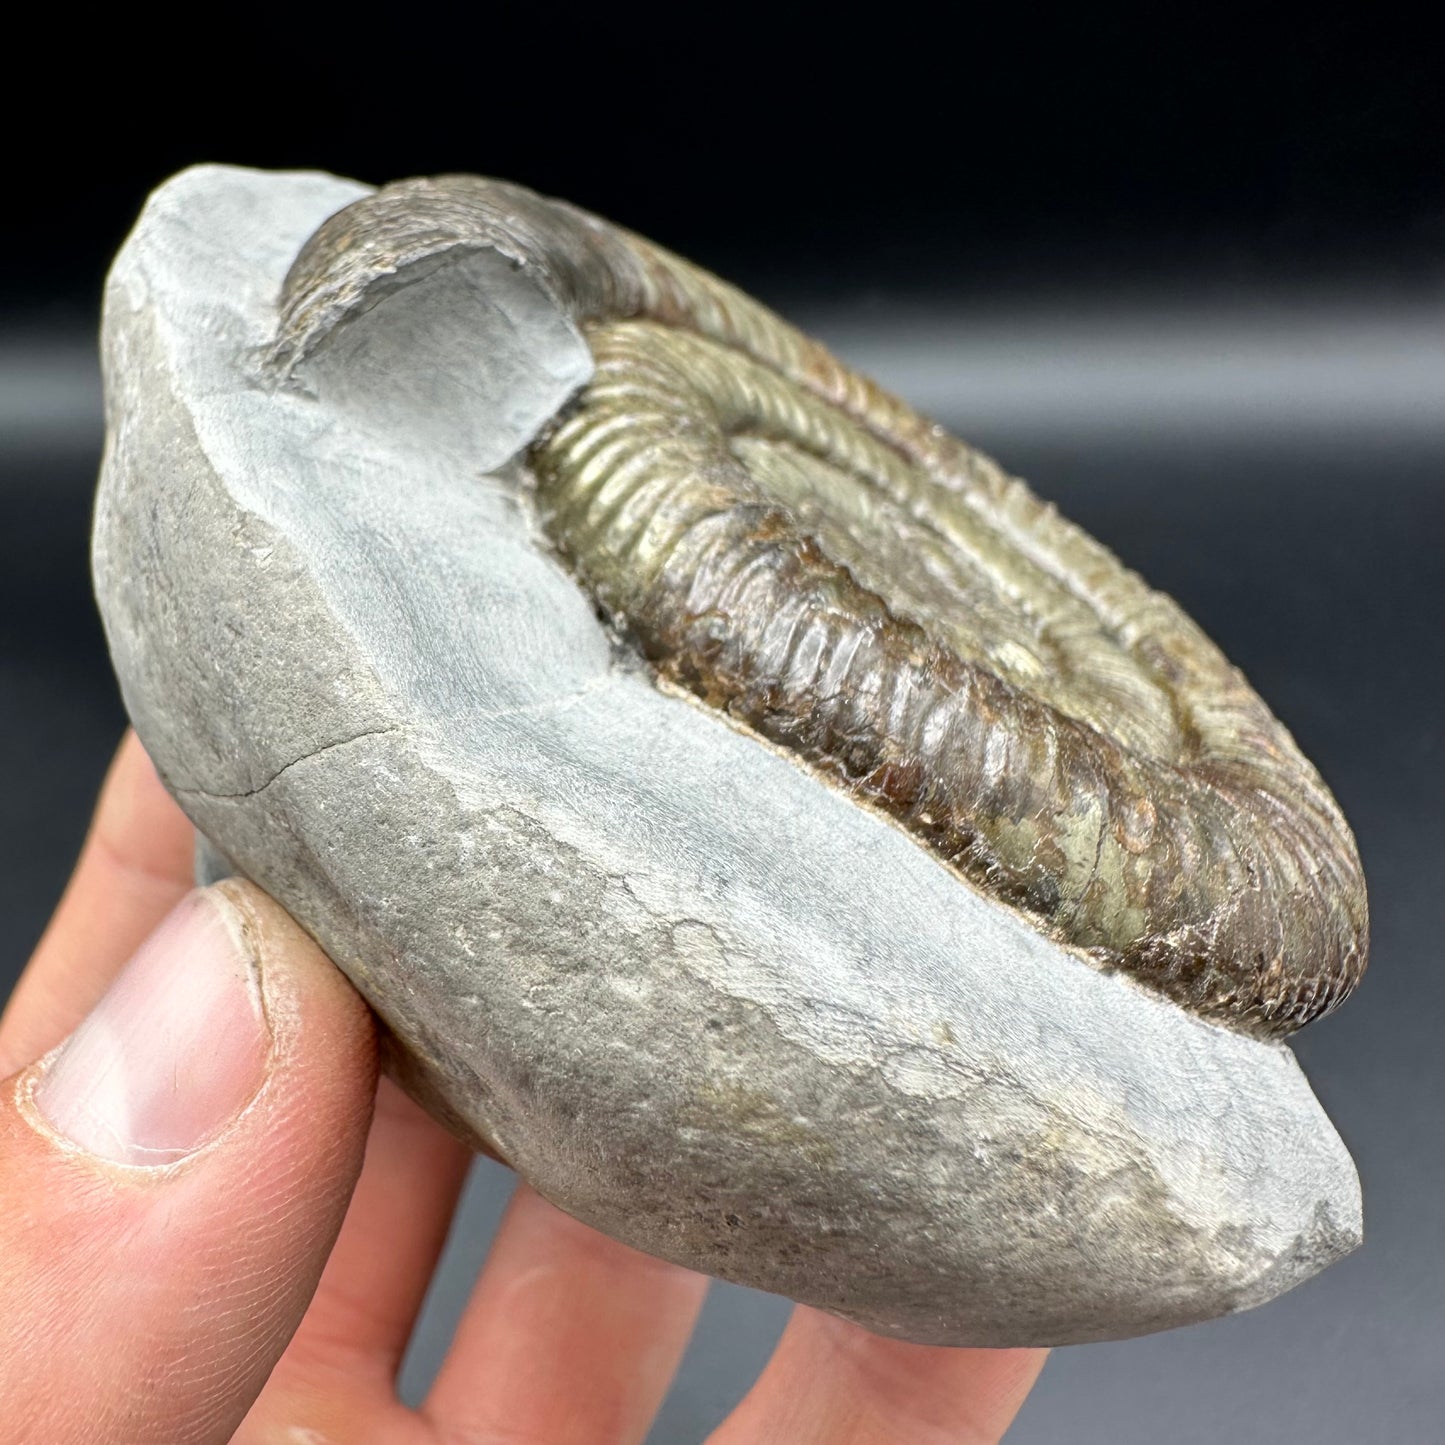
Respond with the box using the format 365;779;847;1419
279;176;1368;1036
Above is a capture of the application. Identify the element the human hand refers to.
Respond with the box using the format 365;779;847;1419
0;731;1047;1443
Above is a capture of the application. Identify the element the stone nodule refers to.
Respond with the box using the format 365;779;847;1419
93;166;1366;1346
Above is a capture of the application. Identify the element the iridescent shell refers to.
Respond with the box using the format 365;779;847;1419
279;176;1367;1036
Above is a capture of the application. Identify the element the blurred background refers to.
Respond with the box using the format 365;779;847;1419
2;9;1441;1441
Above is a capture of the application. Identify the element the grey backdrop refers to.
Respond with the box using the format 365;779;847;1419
2;285;1441;1440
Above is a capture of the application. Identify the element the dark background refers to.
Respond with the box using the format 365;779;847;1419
2;10;1441;1441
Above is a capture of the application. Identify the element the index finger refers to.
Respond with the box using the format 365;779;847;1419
0;730;195;1076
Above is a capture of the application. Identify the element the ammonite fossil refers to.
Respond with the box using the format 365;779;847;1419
93;166;1366;1346
281;176;1367;1038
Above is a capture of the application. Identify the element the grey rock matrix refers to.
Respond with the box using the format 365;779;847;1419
93;165;1361;1346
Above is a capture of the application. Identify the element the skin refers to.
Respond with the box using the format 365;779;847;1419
0;732;1046;1443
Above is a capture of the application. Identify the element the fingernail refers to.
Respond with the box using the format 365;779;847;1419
33;889;270;1165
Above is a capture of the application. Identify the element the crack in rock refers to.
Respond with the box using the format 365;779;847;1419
176;725;403;800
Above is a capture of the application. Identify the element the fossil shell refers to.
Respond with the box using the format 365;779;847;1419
92;166;1364;1346
280;176;1367;1036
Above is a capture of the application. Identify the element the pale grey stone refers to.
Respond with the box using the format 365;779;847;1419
92;165;1361;1346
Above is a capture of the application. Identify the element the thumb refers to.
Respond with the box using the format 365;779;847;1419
0;880;378;1444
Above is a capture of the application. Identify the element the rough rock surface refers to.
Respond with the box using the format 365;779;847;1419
93;165;1362;1346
